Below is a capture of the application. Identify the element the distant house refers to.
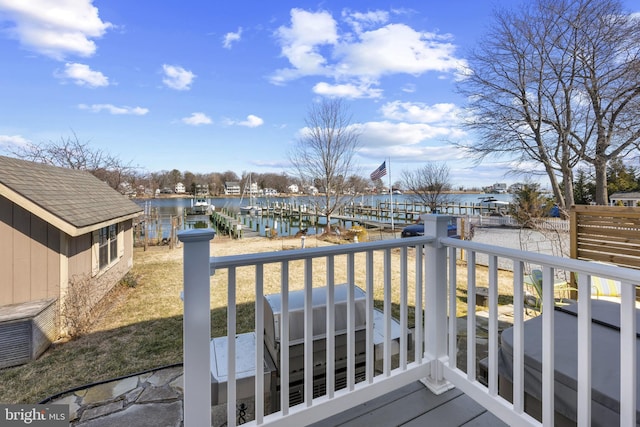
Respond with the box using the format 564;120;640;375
0;156;142;367
610;192;640;207
224;181;241;195
287;184;299;194
175;182;186;193
195;183;209;196
491;183;508;194
249;181;259;195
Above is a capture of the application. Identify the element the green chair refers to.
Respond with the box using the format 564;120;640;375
524;269;574;312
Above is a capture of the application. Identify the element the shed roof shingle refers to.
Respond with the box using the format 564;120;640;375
0;155;142;234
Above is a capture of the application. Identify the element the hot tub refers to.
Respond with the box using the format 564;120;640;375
498;299;640;426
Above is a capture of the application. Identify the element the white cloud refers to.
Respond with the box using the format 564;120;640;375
0;0;112;60
360;120;462;146
223;27;242;49
313;81;382;99
352;119;467;163
78;104;148;115
224;114;265;128
337;24;462;77
271;9;338;84
0;134;30;148
270;8;467;94
58;62;109;87
380;101;461;124
401;83;416;93
238;114;264;128
182;112;212;126
342;9;389;34
162;64;195;90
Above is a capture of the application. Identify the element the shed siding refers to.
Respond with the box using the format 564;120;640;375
13;205;31;303
0;201;13;305
30;216;48;300
0;197;62;305
67;234;91;280
47;225;60;300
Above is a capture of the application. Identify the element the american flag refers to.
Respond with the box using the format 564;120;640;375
370;161;387;180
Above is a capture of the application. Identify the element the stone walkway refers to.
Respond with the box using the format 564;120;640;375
49;366;184;427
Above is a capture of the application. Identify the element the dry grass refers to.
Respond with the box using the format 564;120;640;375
0;234;517;404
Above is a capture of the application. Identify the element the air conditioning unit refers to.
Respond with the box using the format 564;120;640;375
0;298;58;368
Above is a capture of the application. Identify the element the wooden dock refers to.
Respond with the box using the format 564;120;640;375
255;199;505;228
211;210;244;238
211;209;267;238
199;198;511;240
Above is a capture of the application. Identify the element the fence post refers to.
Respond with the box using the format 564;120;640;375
421;214;455;394
178;229;215;427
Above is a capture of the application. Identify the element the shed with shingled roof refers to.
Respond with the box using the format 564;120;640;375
0;155;142;367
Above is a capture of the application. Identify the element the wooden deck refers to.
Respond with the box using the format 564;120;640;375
309;381;507;427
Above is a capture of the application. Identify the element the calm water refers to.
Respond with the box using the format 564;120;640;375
134;193;513;239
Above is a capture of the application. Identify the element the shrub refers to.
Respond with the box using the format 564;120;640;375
120;272;140;288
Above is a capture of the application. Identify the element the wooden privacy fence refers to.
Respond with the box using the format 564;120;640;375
570;205;640;270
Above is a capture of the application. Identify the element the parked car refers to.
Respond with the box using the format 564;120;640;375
401;223;425;238
400;220;458;238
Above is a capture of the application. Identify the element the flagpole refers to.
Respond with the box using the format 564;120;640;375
389;157;394;231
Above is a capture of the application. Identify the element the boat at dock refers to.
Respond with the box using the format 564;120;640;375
239;174;262;216
478;196;510;215
186;197;213;215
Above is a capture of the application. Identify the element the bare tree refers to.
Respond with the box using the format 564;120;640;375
258;172;293;194
9;131;136;190
401;162;453;213
569;0;640;203
345;174;369;196
289;99;361;232
459;0;640;206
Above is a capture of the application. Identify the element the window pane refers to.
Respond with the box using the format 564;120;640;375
99;227;109;269
99;243;108;269
110;238;117;262
109;224;118;262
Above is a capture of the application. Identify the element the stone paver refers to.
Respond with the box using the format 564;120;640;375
80;400;124;422
48;366;186;426
137;385;180;403
81;376;139;405
75;401;183;427
51;394;81;421
146;366;182;386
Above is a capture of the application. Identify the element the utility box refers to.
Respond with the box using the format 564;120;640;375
0;298;58;368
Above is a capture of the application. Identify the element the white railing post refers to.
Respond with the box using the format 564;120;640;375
179;229;215;427
421;214;455;394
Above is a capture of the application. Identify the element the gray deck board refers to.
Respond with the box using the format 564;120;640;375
460;411;509;427
310;382;508;427
402;394;492;427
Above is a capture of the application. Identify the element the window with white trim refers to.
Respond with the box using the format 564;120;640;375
92;223;122;276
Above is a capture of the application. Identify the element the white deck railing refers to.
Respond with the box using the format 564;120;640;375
179;215;639;427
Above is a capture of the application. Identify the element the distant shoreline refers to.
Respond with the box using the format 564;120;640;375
136;190;488;200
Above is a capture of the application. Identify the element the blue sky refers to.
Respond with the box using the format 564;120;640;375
1;1;639;188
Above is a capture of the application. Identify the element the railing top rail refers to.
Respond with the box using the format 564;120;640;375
209;235;435;271
441;236;640;283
